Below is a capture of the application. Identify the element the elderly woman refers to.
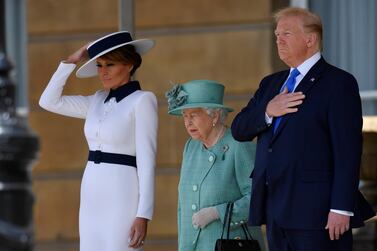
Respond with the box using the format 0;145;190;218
166;80;265;251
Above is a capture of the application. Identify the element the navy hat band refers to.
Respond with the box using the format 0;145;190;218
88;32;133;59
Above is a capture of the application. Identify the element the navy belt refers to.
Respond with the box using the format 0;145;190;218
88;150;137;167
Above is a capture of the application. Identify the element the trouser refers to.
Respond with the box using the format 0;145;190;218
266;190;352;251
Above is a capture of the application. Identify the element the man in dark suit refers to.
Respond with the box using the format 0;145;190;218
231;7;375;251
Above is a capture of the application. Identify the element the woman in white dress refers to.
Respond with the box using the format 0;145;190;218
39;31;158;251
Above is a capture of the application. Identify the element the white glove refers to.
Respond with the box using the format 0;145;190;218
192;207;219;229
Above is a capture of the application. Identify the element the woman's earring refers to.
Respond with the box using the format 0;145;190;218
212;122;216;127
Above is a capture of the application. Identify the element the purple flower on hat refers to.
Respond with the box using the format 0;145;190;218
165;84;188;110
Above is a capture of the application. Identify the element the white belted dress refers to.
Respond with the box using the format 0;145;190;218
39;62;158;251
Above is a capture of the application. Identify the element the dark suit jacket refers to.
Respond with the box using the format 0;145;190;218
231;57;375;230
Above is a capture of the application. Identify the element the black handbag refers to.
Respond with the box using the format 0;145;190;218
215;203;261;251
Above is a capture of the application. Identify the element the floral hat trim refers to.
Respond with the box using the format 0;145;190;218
165;84;188;111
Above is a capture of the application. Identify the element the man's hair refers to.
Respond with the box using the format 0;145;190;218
100;45;142;76
274;7;323;50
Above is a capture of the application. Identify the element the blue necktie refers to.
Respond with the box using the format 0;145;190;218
273;68;300;133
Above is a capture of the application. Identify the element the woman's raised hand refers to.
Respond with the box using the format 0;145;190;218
64;44;90;64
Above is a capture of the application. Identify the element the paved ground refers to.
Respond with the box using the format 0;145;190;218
34;221;376;251
34;238;178;251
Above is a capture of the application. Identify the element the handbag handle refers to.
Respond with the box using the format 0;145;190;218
226;203;234;239
219;202;234;240
220;203;229;239
241;224;256;241
220;202;257;241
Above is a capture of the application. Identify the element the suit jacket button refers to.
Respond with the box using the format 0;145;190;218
268;148;272;153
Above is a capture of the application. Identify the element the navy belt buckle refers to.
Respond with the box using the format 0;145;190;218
94;150;102;164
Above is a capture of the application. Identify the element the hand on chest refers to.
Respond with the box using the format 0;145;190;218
270;80;330;126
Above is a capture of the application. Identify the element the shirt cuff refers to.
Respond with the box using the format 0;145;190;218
330;209;354;216
265;112;273;126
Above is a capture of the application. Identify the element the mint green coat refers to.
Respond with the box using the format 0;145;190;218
178;128;265;251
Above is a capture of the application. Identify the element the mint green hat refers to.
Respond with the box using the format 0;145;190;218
165;80;234;116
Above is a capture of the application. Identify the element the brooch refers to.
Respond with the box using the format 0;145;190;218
221;144;229;160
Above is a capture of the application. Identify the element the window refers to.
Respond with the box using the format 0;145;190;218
310;0;377;115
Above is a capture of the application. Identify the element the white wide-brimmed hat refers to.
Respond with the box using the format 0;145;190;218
76;31;155;78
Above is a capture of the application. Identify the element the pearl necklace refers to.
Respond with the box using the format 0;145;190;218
205;125;226;148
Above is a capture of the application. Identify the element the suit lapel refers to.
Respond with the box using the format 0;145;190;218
271;57;328;141
295;57;327;94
